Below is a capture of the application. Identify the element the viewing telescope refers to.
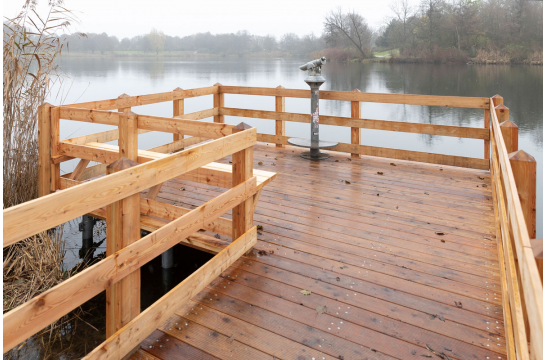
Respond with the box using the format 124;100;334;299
299;57;327;75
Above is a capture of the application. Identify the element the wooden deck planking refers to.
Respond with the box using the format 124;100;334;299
131;143;505;360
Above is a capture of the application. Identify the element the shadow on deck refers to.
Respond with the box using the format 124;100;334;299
131;143;503;360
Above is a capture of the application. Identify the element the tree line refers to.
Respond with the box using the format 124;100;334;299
376;0;542;62
60;0;542;63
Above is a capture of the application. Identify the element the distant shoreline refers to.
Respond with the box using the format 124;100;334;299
60;50;293;59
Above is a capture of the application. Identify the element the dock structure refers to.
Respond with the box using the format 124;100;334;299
2;85;542;360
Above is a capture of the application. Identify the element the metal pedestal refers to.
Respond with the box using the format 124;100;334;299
287;138;338;160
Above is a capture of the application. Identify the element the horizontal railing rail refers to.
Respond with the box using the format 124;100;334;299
490;97;542;360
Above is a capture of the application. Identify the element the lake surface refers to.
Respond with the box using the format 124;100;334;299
52;57;543;247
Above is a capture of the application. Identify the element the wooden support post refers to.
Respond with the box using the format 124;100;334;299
275;85;285;147
214;83;224;123
173;87;184;144
231;122;253;240
38;103;52;197
491;94;503;107
351;88;362;158
509;150;537;239
50;107;60;192
496;105;518;153
69;159;91;181
105;110;141;338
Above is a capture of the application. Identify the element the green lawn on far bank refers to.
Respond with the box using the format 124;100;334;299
373;49;399;58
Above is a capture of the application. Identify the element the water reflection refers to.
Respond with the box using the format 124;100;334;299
53;57;543;237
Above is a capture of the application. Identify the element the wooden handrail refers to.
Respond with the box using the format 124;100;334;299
490;97;543;359
3;128;256;246
219;85;490;109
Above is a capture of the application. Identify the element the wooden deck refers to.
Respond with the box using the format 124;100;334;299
131;142;504;360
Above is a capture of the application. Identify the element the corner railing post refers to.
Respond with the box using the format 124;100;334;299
173;87;185;148
232;122;253;240
509;150;537;239
106;110;141;337
351;89;361;158
38;103;52;197
275;85;286;147
214;83;224;123
496;104;518;153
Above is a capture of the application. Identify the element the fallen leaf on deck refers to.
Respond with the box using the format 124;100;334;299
454;301;463;308
229;161;232;164
411;350;417;355
435;232;445;236
214;234;221;239
257;225;263;230
478;176;484;180
316;305;327;314
300;290;312;295
346;158;351;161
390;163;396;166
441;239;446;243
335;160;339;162
275;158;278;160
336;277;340;281
376;193;380;196
482;184;487;187
424;192;429;195
229;335;235;343
180;187;185;191
377;172;383;175
344;180;351;184
258;161;263;165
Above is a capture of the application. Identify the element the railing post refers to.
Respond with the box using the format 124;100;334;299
105;110;141;337
50;106;60;192
214;83;224;123
232;122;253;240
173;87;184;146
351;88;361;158
496;104;518;153
275;85;285;147
509;150;537;239
530;239;543;283
38;103;52;197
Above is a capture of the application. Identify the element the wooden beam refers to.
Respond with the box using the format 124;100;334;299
68;159;91;181
146;137;204;153
257;133;490;170
350;88;361;158
146;184;163;200
173;87;184;144
484;108;490;160
137;114;234;138
3;128;257;246
59;107;120;126
38;103;52;197
275;85;285;148
2;177;258;353
213;83;224;123
174;108;217;121
63;128;150;145
232;123;254;241
63;86;218;111
219;85;490;109
83;226;257;360
530;239;543;283
220;107;490;140
509;150;537;239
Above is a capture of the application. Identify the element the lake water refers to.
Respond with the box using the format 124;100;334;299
52;57;543;247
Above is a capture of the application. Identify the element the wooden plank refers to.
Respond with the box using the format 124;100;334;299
137;114;234;139
275;85;285;148
173;87;184;143
351;89;361;158
68;159;90;181
213;83;224;123
257;133;489;170
3;128;257;246
64;86;218;111
221;107;490;140
146;137;204;153
509;150;537;239
175;108;218;121
490;99;543;359
232;123;254;241
138;330;219;360
38;103;52;197
82;226;257;360
63;128;150;145
50;107;60;191
219;85;490;109
2;178;258;353
59;107;120;126
484;108;490;160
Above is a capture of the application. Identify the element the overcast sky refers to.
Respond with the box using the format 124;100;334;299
3;0;414;39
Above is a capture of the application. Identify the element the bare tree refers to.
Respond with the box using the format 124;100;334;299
389;0;414;48
324;8;372;58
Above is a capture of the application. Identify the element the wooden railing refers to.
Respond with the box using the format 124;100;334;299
3;85;541;360
489;96;542;360
3;86;277;359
